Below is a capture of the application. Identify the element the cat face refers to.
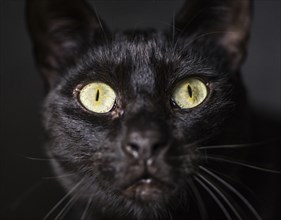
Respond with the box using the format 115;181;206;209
27;0;252;218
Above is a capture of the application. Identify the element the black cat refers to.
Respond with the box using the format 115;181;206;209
27;0;280;219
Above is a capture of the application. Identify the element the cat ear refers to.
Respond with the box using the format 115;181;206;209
175;0;253;71
26;0;108;88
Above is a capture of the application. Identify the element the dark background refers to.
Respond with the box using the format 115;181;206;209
0;0;280;219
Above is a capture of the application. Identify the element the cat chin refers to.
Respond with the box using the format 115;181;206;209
94;190;183;220
109;178;184;218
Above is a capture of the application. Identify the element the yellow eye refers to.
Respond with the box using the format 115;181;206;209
79;82;116;113
172;78;208;109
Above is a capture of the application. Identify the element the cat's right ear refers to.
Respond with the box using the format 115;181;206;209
26;0;108;89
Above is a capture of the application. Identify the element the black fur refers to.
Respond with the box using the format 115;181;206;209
27;0;280;219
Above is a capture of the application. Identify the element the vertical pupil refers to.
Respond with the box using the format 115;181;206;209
187;85;193;98
95;89;100;101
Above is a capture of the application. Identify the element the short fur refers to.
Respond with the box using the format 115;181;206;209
26;0;280;219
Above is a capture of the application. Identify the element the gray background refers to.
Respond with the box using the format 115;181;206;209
0;0;280;219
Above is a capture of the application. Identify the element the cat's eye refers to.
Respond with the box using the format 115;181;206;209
78;82;116;113
172;78;208;109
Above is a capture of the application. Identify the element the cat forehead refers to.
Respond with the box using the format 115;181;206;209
86;31;217;70
89;31;171;62
84;32;203;75
70;31;220;94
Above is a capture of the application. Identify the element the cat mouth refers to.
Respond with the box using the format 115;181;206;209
121;178;171;201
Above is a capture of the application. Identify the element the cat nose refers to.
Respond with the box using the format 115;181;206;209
123;129;168;160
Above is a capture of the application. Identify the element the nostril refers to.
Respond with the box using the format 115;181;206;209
128;143;139;152
153;143;161;151
123;129;169;159
125;143;140;158
152;142;166;155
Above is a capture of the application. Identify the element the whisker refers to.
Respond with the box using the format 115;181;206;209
43;173;76;180
197;173;243;220
188;178;209;220
81;196;92;220
194;176;232;220
54;191;81;220
91;2;109;44
24;156;68;162
198;139;280;150
168;210;173;220
42;179;83;220
198;167;255;196
172;10;175;45
198;143;255;150
199;166;263;220
168;137;214;160
24;156;54;161
205;156;281;174
57;182;92;220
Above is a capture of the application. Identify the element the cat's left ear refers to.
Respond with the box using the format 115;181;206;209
175;0;253;71
26;0;108;88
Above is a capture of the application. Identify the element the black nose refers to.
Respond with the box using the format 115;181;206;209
124;128;168;159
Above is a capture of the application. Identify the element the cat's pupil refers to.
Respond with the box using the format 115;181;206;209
187;85;193;98
95;89;100;101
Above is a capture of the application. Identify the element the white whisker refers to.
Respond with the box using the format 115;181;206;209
172;10;175;45
199;166;263;220
188;178;209;220
54;191;81;220
43;173;76;180
197;173;243;220
42;179;83;220
194;176;232;220
81;196;92;220
205;156;281;174
25;156;54;161
198;139;279;150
